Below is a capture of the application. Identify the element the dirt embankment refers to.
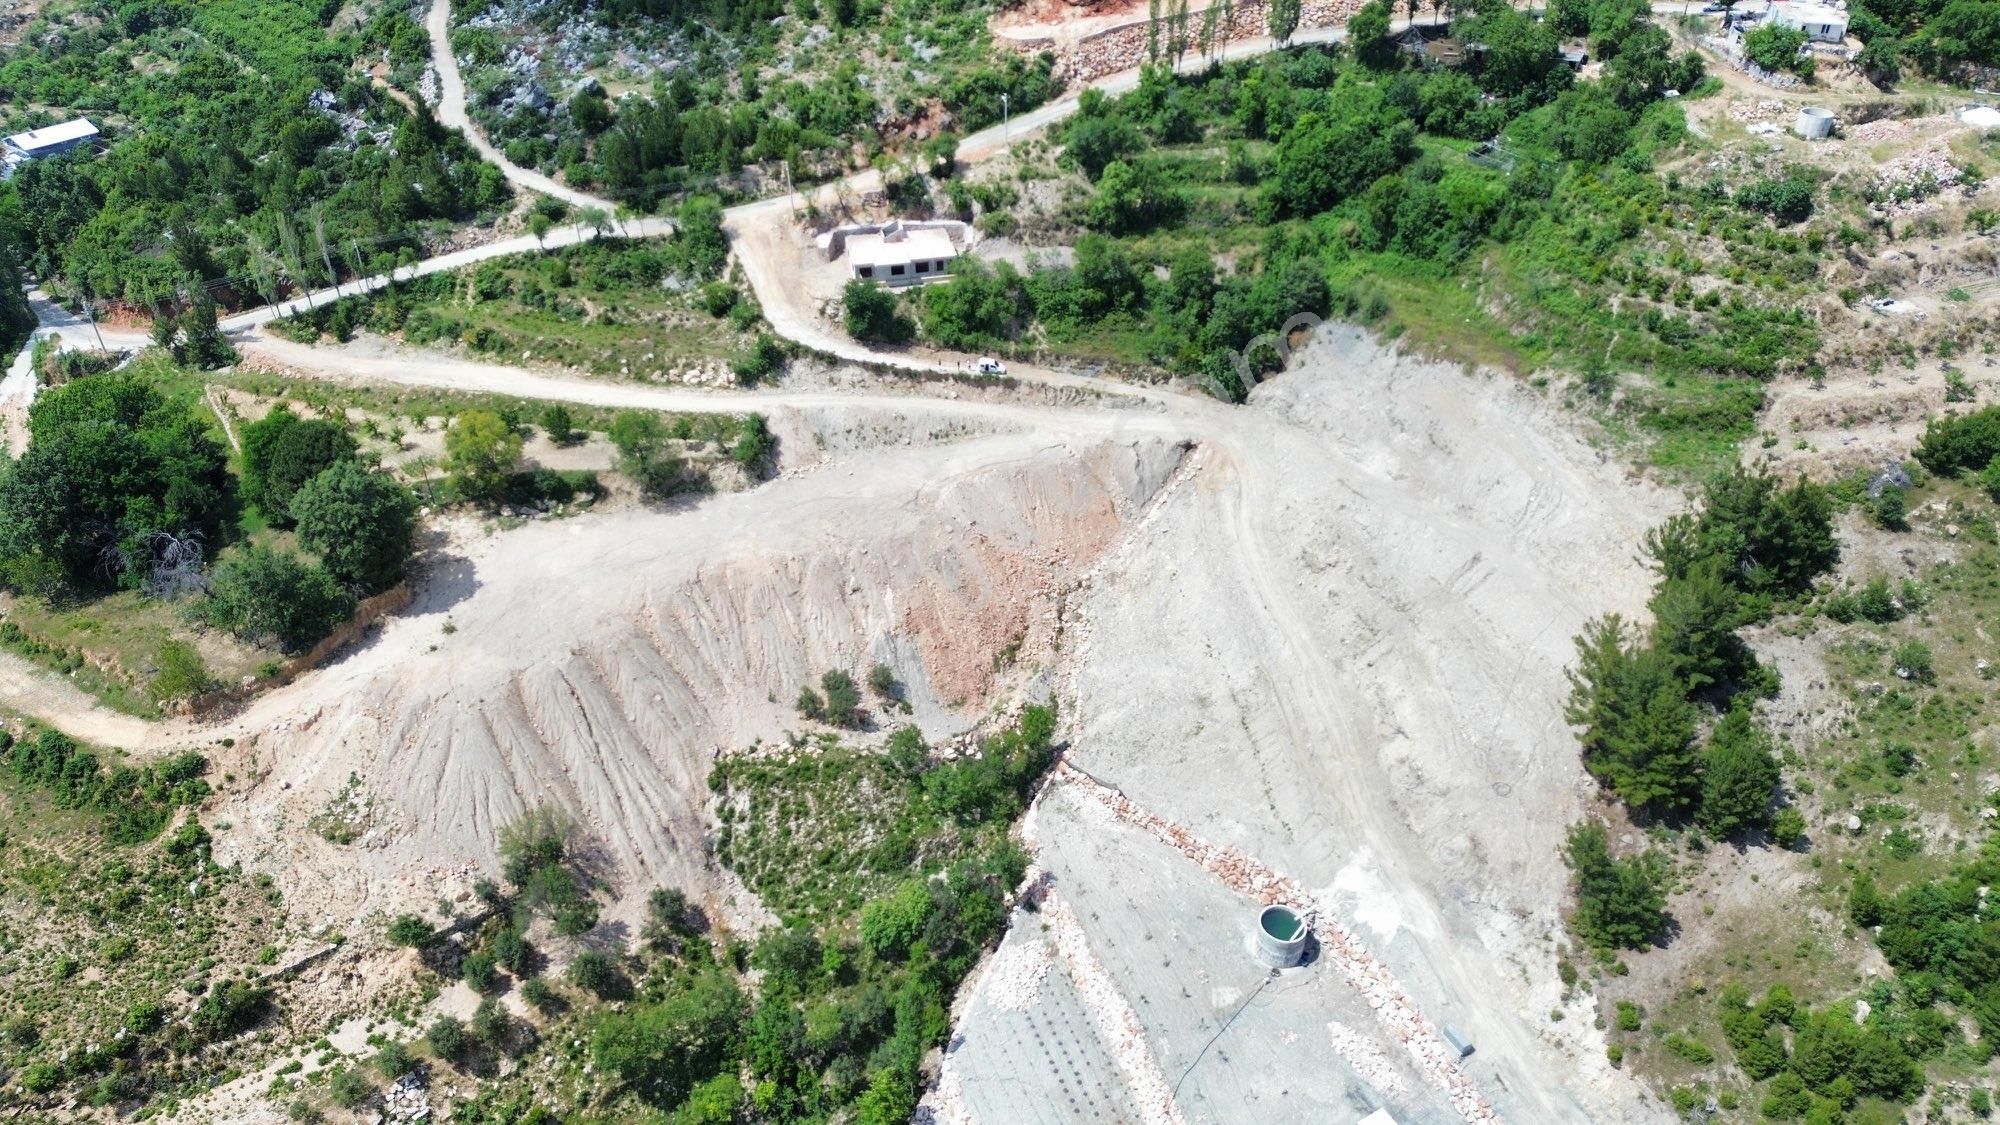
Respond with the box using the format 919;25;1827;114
208;432;1189;930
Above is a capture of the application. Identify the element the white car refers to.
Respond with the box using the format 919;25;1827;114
975;357;1006;375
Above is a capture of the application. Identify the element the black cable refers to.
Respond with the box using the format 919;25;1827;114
1171;967;1278;1101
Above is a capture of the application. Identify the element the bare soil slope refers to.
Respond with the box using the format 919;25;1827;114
211;430;1189;927
940;329;1678;1124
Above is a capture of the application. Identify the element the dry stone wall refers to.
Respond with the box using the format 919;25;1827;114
1013;0;1439;85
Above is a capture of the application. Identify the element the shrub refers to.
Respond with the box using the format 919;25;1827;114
568;950;620;998
859;879;934;961
1870;486;1909;530
842;281;914;345
374;1041;414;1078
1737;173;1815;224
327;1067;372;1109
821;670;862;728
1892;639;1934;683
1617;1000;1643;1031
1771;806;1806;848
149;641;214;703
540;404;580;446
386;914;434;947
520;975;558;1011
1665;1032;1715;1064
426;1015;470;1061
462;950;498;992
868;663;896;697
200;547;354;653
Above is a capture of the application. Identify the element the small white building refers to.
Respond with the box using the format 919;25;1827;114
4;118;99;163
848;225;958;287
1772;2;1849;42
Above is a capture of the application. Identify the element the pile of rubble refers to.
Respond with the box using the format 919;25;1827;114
1848;116;1917;143
378;1071;431;1123
1054;763;1503;1125
1727;99;1788;123
1873;145;1966;216
980;932;1056;1012
1330;1020;1409;1094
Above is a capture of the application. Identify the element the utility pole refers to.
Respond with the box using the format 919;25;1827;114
80;292;106;351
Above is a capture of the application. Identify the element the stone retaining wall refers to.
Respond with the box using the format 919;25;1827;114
1014;0;1440;86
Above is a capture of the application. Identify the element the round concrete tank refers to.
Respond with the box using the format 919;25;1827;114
1795;107;1835;139
1254;905;1308;968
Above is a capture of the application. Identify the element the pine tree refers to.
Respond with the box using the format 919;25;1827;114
1697;706;1780;837
1567;616;1702;816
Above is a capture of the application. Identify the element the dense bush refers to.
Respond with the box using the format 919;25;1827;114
1564;820;1668;950
291;462;417;593
0;372;227;597
198;545;354;653
0;727;208;844
842;280;915;345
1914;407;2000;475
239;408;358;524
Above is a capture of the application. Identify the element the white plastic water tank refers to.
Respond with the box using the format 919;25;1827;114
1795;107;1836;139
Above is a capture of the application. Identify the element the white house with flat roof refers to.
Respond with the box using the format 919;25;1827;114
1772;2;1849;42
848;225;958;287
4;118;98;162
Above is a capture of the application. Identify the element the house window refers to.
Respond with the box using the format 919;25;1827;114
890;264;906;277
859;266;874;278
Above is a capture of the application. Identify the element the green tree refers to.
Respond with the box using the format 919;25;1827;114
1646;468;1838;598
244;414;358;524
589;970;744;1105
180;290;237;369
609;410;686;499
1697;706;1780;837
1566;617;1702;816
1916;407;2000;475
201;546;354;652
1267;0;1302;44
1744;23;1810;72
1350;0;1396;68
1063;112;1146;180
843;280;915;344
0;371;226;595
1268;86;1417;217
291;462;417;593
1564;820;1668;950
1648;560;1759;695
1085;159;1189;234
444;410;523;505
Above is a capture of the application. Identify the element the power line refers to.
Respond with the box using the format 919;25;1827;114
1171;967;1278;1101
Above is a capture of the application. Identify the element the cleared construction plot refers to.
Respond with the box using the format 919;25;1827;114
34;326;1674;1120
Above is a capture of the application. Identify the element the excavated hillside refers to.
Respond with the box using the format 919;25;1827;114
208;429;1190;927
